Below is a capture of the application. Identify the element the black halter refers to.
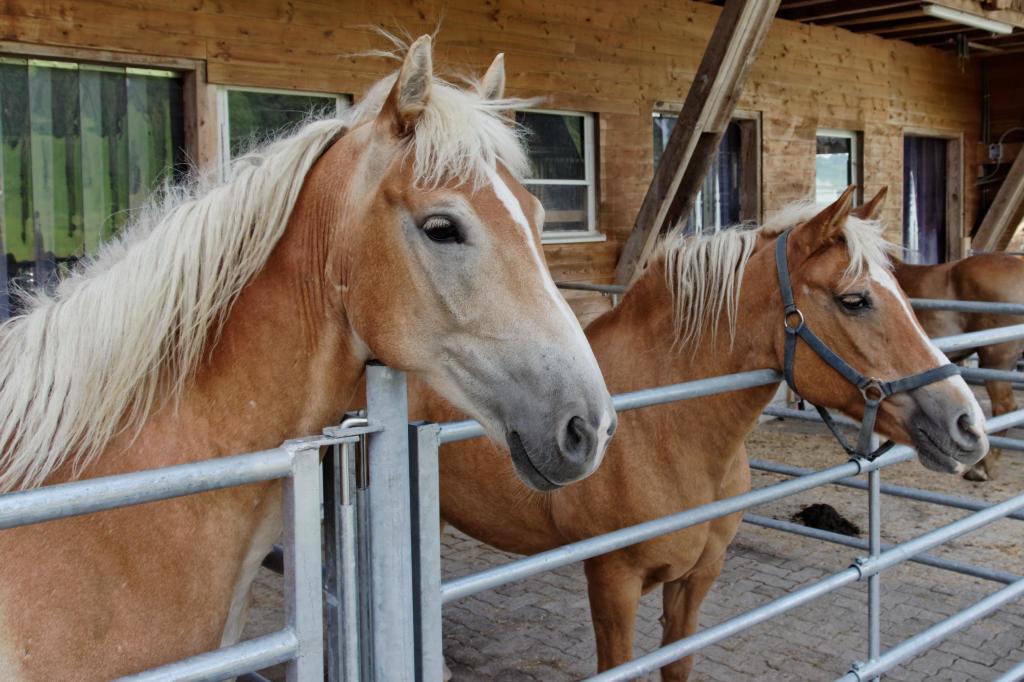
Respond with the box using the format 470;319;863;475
774;228;960;460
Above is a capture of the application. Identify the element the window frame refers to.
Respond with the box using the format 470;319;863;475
815;128;863;206
217;85;350;172
517;107;602;244
651;106;762;231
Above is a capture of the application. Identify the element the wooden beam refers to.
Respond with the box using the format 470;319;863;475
779;0;916;23
972;149;1024;251
614;0;780;285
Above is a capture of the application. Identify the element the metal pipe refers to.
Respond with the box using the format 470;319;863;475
441;447;915;603
590;569;863;682
993;657;1024;682
282;445;324;682
867;437;881;672
910;298;1024;315
116;629;298;682
960;367;1024;384
0;447;294;530
836;577;1024;682
854;493;1024;579
987;435;1024;451
410;423;445;682
363;364;417;682
743;514;1021;584
439;369;782;443
749;459;1024;522
932;324;1024;353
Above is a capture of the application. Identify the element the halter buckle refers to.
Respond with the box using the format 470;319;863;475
783;308;805;332
860;379;885;403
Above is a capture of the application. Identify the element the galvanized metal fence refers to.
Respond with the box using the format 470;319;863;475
354;300;1024;682
4;304;1024;681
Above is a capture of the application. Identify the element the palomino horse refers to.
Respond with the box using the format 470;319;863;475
0;38;616;679
415;188;988;680
855;188;1024;482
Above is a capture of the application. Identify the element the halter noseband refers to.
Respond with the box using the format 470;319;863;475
774;228;959;460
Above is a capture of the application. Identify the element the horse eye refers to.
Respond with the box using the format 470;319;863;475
836;292;871;312
420;215;463;244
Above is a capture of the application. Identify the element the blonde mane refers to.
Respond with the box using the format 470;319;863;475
0;65;531;492
659;201;897;353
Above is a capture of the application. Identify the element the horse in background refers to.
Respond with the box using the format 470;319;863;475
859;187;1024;482
414;188;987;679
0;38;615;679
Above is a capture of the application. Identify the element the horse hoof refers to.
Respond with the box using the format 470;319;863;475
963;465;989;482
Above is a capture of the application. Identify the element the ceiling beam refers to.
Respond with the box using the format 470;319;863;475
779;0;918;22
614;0;780;285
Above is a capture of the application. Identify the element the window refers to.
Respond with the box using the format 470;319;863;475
515;110;599;242
0;57;186;317
219;87;350;164
816;129;861;204
653;112;759;235
903;135;949;264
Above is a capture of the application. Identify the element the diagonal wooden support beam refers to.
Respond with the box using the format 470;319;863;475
973;150;1024;251
615;0;780;285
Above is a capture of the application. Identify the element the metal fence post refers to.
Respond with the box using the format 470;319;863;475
324;418;365;682
283;444;324;682
409;422;444;682
867;436;882;680
362;363;416;682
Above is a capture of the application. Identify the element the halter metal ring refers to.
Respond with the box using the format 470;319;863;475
860;379;885;402
783;308;805;332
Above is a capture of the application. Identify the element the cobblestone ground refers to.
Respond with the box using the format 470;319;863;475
439;417;1024;682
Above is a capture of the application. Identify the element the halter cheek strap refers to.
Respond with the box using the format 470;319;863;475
774;229;960;460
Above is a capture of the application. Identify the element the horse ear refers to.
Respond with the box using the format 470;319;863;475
852;186;888;221
791;185;856;258
380;34;433;135
478;53;506;100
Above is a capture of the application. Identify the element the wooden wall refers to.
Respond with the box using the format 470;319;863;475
0;0;983;322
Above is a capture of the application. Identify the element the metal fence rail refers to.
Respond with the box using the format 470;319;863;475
416;317;1024;682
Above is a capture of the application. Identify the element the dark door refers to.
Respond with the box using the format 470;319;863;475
903;136;948;264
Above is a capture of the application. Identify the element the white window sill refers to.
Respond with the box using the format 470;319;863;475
541;232;607;245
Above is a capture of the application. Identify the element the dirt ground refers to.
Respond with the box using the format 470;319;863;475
241;387;1024;680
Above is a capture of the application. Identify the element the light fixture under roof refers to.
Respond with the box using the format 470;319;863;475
922;3;1014;35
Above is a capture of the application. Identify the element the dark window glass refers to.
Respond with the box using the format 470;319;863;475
0;59;185;318
903;136;948;264
652;114;742;234
516;111;592;233
227;90;341;158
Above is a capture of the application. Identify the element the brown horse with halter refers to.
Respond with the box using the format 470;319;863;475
0;39;616;679
871;187;1024;482
412;188;988;679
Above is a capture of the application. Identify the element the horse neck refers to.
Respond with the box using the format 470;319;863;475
890;260;931;296
93;180;366;477
587;250;782;471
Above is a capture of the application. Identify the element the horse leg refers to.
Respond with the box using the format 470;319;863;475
585;559;644;673
658;556;724;682
965;346;1021;481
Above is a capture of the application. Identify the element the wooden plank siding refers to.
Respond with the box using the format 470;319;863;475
0;0;983;323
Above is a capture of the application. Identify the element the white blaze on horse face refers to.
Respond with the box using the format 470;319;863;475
486;167;612;472
867;261;987;438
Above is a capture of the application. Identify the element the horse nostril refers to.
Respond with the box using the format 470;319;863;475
560;415;596;466
954;411;980;448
